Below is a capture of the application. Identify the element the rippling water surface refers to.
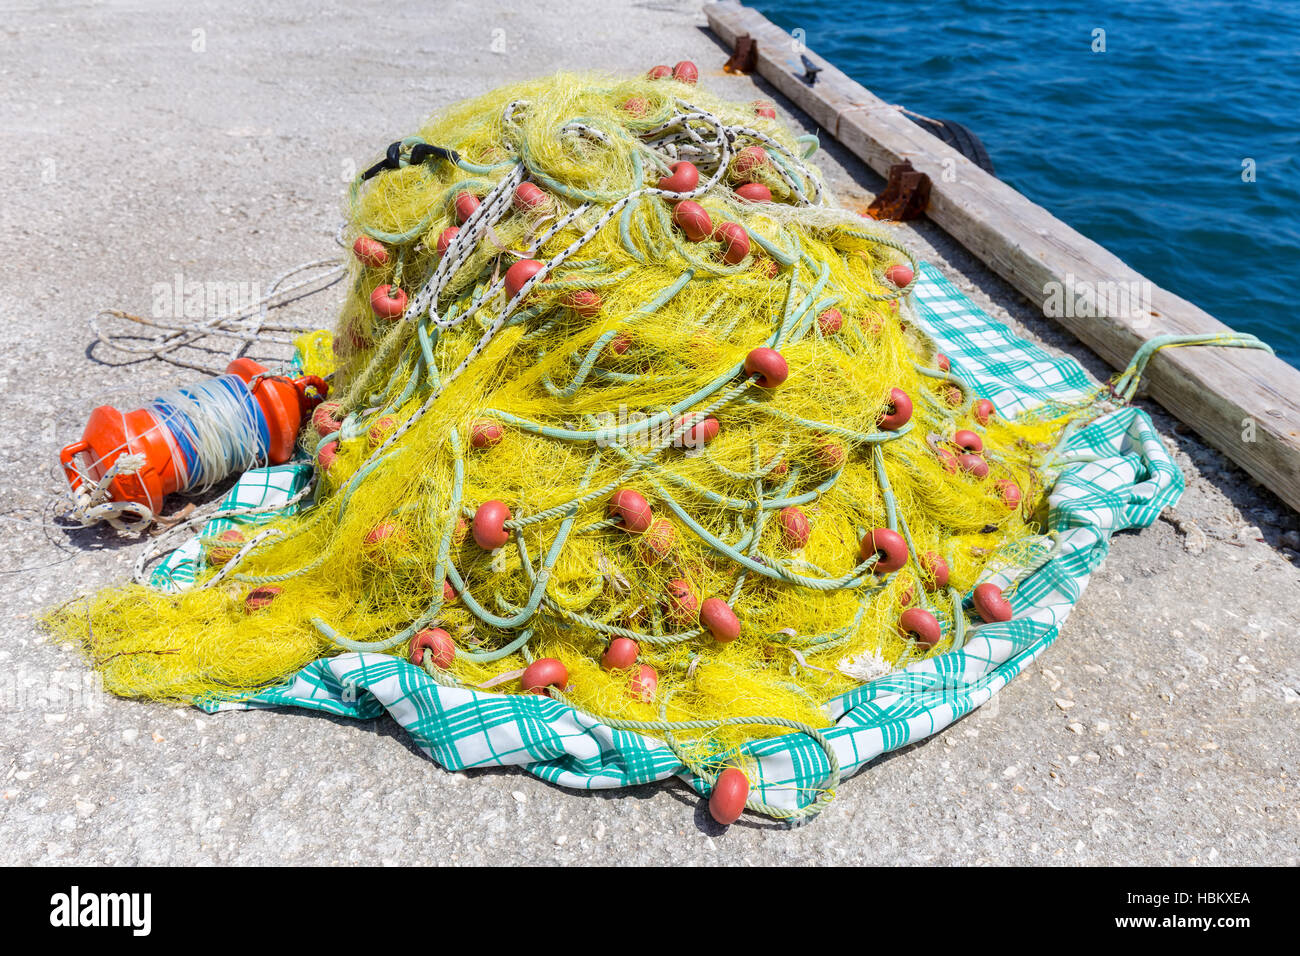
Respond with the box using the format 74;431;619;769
753;0;1300;366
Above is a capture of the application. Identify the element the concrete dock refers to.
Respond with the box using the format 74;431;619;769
1;0;1296;865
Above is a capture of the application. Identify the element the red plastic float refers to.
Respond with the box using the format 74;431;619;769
709;767;750;825
884;263;914;288
699;597;740;643
513;182;548;212
733;145;768;177
602;637;639;670
817;308;843;335
657;161;699;193
936;448;958;474
318;441;339;473
639;518;675;562
470;419;504;449
647;64;672;80
898;607;942;648
996;479;1022;510
664;579;699;626
521;658;568;695
312;401;341;436
370;285;407;319
409;627;455;668
629;664;658;702
919;551;950;590
753;101;777;119
244;586;282;613
734;182;771;203
936;353;950;373
472;500;512;550
673;415;719;449
609;488;653;533
565;290;602;317
207;528;245;566
713;221;750;264
973;583;1013;623
860;527;909;573
817;439;845;470
436;226;459;258
779;506;810;550
442;580;458;603
743;347;788;387
958;453;989;478
953;429;984;453
352;236;388;268
672;200;712;241
368;415;396;447
453;192;480;223
621;97;649;116
973;398;996;426
878;387;913;430
672;60;698;84
504;258;544;299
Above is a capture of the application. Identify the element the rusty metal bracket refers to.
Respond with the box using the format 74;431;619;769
866;160;931;221
723;34;757;74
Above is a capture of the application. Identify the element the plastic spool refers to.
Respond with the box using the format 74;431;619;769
60;358;325;517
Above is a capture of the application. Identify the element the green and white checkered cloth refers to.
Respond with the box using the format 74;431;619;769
173;262;1183;815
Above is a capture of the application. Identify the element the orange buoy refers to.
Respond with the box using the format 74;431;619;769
744;347;788;387
657;161;699;193
672;200;712;241
513;182;548;212
973;583;1013;623
647;64;672;80
59;357;321;515
753;101;776;119
452;518;469;546
639;518;675;562
699;597;740;643
663;579;699;626
368;415;396;448
311;401;342;436
629;664;658;701
244;586;282;613
942;384;964;407
562;290;600;317
673;415;719;449
733;145;769;177
885;263;914;287
817;308;843;335
442;579;458;603
470;419;504;449
936;447;959;475
207;528;246;566
504;258;544;299
610;488;654;533
996;479;1022;510
936;353;950;373
713;221;751;264
734;182;772;203
521;658;568;695
878;387;913;430
958;453;989;478
953;429;984;453
453;191;480;223
352;235;389;268
898;607;942;648
609;333;633;356
370;284;407;319
472;500;512;550
409;627;455;668
973;398;996;425
672;60;698;84
779;506;810;550
816;439;845;470
436;226;460;257
364;522;405;555
318;441;339;473
602;637;639;670
919;551;950;590
709;767;749;825
860;527;909;573
621;96;649;116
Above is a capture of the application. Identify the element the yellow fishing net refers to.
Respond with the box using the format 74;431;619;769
51;72;1078;767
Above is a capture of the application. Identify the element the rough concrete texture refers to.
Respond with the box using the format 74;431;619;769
1;0;1297;865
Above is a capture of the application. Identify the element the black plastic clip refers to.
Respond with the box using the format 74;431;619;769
361;141;462;182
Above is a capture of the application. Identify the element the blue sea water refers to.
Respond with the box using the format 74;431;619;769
752;0;1300;367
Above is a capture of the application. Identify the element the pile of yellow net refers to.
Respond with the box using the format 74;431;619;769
53;73;1076;766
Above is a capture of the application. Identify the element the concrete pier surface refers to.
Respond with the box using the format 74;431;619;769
1;0;1296;865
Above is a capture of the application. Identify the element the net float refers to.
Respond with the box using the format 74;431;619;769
452;517;468;546
453;191;481;223
942;385;964;407
647;64;672;79
207;528;246;566
744;347;788;387
602;637;639;670
565;289;602;317
672;60;698;84
318;441;339;473
753;100;777;118
673;414;719;449
755;257;781;278
709;767;749;825
733;145;769;178
973;582;1013;623
816;439;845;470
767;457;789;478
878;387;913;430
639;518;675;562
470;419;504;449
936;447;959;474
779;506;811;550
504;258;544;299
620;96;649;116
59;357;326;517
919;551;950;590
370;284;407;319
897;584;915;608
817;308;843;335
352;235;389;268
699;597;741;643
860;527;909;573
610;488;654;533
312;401;342;436
364;522;406;558
368;415;397;448
244;586;282;613
996;479;1023;510
409;627;455;668
657;161;699;193
958;453;989;478
936;353;950;373
521;657;568;695
608;333;634;357
713;221;751;265
442;580;458;603
734;182;772;203
953;429;984;453
973;398;996;425
629;664;658;702
436;226;459;257
513;182;549;212
898;607;942;648
672;200;712;241
885;263;914;288
664;579;699;626
472;500;512;550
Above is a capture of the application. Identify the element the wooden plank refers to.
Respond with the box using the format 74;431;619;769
704;1;1300;514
